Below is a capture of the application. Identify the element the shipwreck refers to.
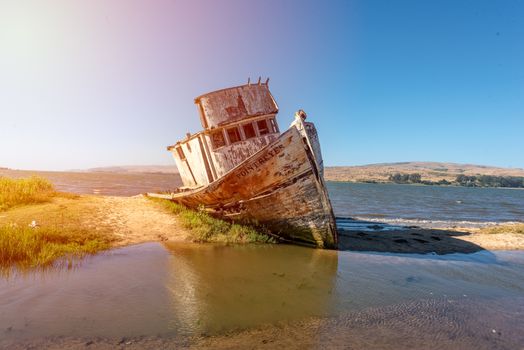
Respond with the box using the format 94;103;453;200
149;80;338;249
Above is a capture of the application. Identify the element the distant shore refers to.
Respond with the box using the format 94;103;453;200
324;161;524;189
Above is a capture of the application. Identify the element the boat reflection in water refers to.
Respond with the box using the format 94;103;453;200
163;242;339;334
2;243;524;349
0;243;338;343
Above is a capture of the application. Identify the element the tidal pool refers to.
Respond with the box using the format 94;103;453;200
1;243;524;348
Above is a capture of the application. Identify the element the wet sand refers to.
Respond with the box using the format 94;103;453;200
338;227;524;254
4;296;524;350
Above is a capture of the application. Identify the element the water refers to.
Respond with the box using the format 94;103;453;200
328;182;524;228
1;243;523;348
0;169;181;196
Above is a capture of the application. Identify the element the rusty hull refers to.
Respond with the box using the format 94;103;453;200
160;127;338;249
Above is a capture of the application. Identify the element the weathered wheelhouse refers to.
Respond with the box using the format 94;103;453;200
168;81;281;188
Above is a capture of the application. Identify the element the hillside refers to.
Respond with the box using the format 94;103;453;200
324;162;524;184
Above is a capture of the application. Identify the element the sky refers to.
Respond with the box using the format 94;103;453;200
0;0;523;171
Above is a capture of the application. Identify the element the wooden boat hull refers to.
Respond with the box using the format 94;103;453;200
153;126;338;249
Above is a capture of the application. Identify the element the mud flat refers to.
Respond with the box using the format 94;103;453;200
6;295;524;350
338;224;524;254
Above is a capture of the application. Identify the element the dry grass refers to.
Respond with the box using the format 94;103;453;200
150;198;276;244
479;223;524;235
0;176;55;211
0;224;112;269
0;192;115;270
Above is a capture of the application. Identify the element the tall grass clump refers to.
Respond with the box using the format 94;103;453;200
150;198;276;244
0;224;112;269
0;176;55;211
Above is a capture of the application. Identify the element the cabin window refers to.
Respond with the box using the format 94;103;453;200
269;118;279;133
176;146;186;160
186;142;191;152
227;126;241;144
257;119;270;135
242;123;256;139
211;130;226;149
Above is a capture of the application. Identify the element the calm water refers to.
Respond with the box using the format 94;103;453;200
328;182;524;228
0;169;182;196
1;243;523;348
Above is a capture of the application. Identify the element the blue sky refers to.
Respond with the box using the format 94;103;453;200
1;0;523;170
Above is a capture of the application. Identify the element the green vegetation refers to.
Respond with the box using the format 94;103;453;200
0;176;55;211
0;224;112;269
1;177;114;270
150;198;277;244
456;175;524;188
388;172;524;188
479;223;524;235
388;173;422;184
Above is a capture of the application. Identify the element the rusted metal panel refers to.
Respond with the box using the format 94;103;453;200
196;84;278;129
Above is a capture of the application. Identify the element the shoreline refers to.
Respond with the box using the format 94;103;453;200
0;194;274;270
1;194;523;257
1;180;523;269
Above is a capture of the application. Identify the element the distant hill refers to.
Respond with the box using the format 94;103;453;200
325;162;524;184
85;165;178;174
